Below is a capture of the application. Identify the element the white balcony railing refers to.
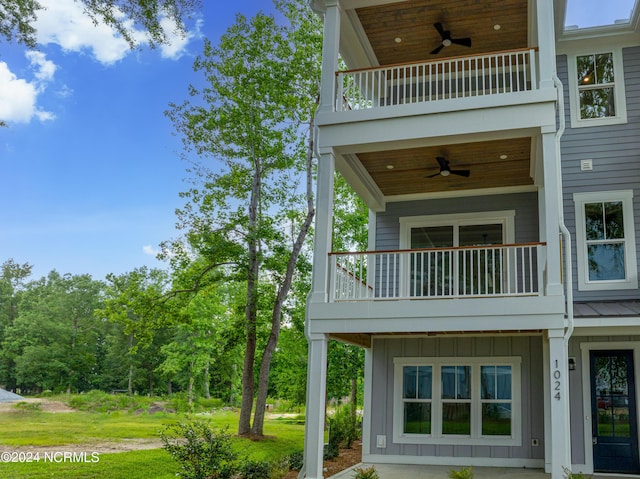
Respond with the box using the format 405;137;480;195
329;243;545;302
336;48;538;111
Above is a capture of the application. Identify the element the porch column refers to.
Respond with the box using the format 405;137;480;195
547;329;571;479
318;0;341;113
540;129;563;297
310;150;336;303
301;334;328;479
535;0;557;89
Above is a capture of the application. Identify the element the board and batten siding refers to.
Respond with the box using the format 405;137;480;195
368;335;544;462
558;47;640;302
375;193;540;251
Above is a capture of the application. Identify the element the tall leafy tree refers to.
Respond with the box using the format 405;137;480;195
0;0;200;48
165;0;321;436
2;271;104;392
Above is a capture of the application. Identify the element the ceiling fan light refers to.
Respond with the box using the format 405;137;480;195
441;170;451;176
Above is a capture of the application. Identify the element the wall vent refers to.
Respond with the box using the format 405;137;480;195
581;159;593;171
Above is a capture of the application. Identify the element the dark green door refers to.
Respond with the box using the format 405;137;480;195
590;350;639;473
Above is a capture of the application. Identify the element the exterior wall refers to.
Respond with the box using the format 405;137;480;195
376;192;540;251
567;335;640;468
558;46;640;302
367;335;545;463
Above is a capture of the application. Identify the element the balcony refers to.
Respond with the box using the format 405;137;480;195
336;48;538;112
330;243;545;302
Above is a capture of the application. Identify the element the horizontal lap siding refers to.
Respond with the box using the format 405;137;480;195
375;193;540;251
369;336;544;460
559;47;640;302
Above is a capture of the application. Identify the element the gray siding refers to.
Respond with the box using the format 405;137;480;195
558;47;640;302
369;335;544;460
375;192;540;251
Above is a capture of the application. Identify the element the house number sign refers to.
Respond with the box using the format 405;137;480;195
553;360;561;400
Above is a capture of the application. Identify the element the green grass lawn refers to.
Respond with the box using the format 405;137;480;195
0;402;306;479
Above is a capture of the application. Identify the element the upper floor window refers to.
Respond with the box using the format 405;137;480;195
574;190;638;291
568;50;627;127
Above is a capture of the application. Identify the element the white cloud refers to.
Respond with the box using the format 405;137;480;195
35;0;132;65
34;0;200;64
143;245;160;257
159;17;203;60
0;53;56;124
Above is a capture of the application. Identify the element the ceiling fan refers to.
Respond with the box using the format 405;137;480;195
430;22;472;55
426;156;471;178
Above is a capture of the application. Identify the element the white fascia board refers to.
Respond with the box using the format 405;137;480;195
336;153;386;212
315;100;557;154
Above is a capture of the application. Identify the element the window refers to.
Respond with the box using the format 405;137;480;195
568;50;627;127
394;357;521;446
574;191;637;291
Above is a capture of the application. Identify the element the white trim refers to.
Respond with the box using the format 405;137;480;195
579;342;640;475
392;356;522;447
566;49;627;128
362;453;543;469
362;347;373;456
399;210;516;249
573;190;638;291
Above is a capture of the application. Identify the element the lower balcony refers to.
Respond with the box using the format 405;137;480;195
330;243;545;302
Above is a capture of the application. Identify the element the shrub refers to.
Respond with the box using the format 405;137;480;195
328;404;361;450
448;466;474;479
352;466;379;479
161;421;237;479
287;450;304;471
235;459;273;479
563;467;591;479
13;401;42;412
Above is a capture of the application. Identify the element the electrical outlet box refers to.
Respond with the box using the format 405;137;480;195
376;435;387;448
532;438;539;446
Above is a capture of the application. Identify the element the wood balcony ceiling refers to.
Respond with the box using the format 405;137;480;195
356;137;533;196
355;0;529;66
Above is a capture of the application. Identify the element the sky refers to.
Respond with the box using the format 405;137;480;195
565;0;637;29
0;0;280;281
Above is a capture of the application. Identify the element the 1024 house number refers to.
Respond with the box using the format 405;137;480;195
553;360;561;400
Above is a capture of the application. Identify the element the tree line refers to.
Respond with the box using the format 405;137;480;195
0;0;369;437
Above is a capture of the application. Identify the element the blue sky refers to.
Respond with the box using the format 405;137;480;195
565;0;637;28
0;0;279;281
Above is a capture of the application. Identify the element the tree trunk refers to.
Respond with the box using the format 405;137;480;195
128;333;134;396
350;377;358;418
167;380;172;396
238;166;261;435
251;117;316;436
148;367;154;396
204;362;210;399
187;360;195;412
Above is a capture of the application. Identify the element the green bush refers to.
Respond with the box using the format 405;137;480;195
67;390;154;412
563;467;591;479
236;459;273;479
287;450;304;471
352;466;379;479
328;404;361;449
13;401;42;412
448;466;474;479
161;421;237;479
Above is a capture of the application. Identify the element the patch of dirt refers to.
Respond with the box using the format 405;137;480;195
0;398;74;413
1;438;164;455
284;442;362;479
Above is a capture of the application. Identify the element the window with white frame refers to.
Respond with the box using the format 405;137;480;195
567;50;627;127
393;357;521;446
574;190;638;291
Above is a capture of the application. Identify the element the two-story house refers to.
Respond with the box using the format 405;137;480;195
301;1;640;478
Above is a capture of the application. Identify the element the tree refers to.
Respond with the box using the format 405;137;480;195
165;0;321;436
2;271;104;393
0;0;200;48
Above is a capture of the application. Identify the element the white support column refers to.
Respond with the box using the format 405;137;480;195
310;150;336;304
361;346;373;457
547;329;571;479
301;334;328;479
540;129;563;297
535;0;557;89
319;0;341;113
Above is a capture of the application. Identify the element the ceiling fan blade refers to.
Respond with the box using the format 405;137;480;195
433;22;446;38
451;169;471;177
426;172;442;178
430;44;445;55
435;156;449;169
451;37;472;48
